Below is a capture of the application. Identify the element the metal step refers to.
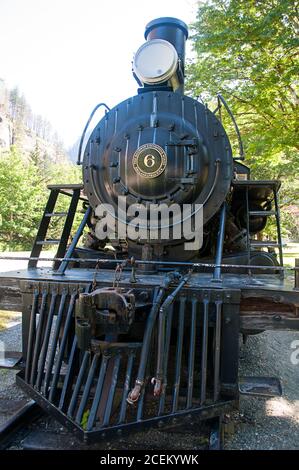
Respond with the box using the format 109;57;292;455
36;239;61;245
47;184;83;190
44;212;68;217
239;376;282;398
250;240;280;247
233;179;281;190
0;351;22;369
249;210;277;216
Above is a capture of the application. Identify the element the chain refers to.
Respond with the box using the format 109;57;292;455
113;263;123;288
91;259;101;291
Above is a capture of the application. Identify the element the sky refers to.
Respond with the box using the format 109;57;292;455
0;0;198;147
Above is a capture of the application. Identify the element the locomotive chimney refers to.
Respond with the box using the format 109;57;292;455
133;17;188;94
144;17;188;77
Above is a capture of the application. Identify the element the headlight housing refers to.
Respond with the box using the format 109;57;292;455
133;39;178;85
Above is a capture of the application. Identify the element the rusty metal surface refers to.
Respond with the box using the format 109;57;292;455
76;287;135;341
1;267;298;331
0;266;296;292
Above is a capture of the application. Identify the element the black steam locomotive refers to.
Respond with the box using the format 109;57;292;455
1;17;298;446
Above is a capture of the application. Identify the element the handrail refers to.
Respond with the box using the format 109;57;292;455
217;94;245;161
77;102;111;165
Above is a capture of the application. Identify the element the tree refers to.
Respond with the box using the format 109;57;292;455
0;147;81;250
187;0;299;238
0;147;46;249
8;87;19;122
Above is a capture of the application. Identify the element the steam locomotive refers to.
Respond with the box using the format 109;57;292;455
1;17;298;447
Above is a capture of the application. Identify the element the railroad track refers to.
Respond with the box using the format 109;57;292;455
0;400;44;450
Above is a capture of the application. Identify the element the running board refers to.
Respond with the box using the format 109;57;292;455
239;376;282;397
0;351;23;369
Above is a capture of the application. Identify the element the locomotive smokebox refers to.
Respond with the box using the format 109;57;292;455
145;17;188;77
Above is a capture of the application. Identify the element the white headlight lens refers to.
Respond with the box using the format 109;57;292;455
133;39;178;85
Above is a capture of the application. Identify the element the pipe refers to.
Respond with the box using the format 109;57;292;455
212;203;227;282
127;273;175;404
54;205;91;275
153;270;192;397
144;17;188;92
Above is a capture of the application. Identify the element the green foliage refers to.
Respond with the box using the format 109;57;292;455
0;147;46;249
0;147;81;250
81;409;90;430
187;0;299;239
0;81;81;251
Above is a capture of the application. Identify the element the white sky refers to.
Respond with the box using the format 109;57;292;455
0;0;198;146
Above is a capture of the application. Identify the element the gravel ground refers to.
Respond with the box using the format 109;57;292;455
0;251;54;273
225;330;299;450
0;317;298;449
0;321;29;427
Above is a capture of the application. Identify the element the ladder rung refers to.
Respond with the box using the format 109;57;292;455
249;210;277;216
45;212;68;217
250;240;280;247
47;184;83;190
36;239;61;245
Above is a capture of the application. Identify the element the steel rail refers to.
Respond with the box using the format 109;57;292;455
0;400;44;450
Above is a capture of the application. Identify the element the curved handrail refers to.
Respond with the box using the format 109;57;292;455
77;102;111;165
217;94;245;161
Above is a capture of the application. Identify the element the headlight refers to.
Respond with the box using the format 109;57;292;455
133;39;178;85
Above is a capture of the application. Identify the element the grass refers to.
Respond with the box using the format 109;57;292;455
0;310;21;330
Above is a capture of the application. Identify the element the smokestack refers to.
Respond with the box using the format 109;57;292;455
144;17;188;79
